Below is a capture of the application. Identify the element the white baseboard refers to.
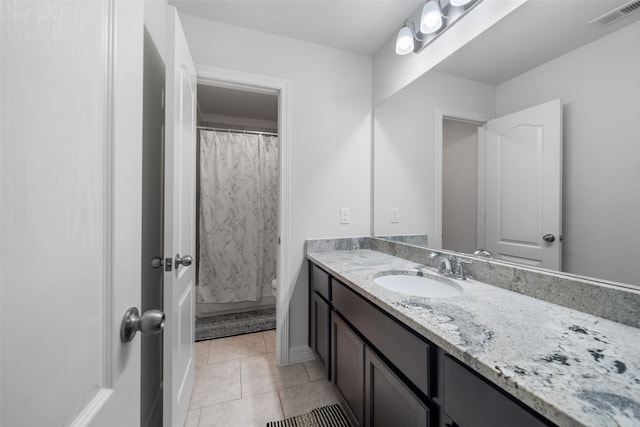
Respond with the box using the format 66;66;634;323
286;345;315;365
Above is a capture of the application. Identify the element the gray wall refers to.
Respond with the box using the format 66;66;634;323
374;71;495;239
442;119;479;254
179;15;373;354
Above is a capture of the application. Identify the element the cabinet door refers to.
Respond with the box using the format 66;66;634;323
365;348;429;427
332;313;365;427
444;356;550;427
310;292;331;378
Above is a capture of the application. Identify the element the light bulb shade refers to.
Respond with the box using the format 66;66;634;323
395;25;415;55
420;0;443;34
450;0;473;6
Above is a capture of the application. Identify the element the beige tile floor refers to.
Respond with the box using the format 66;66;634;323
185;330;340;427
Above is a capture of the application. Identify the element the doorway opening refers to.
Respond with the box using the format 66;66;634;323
195;66;292;365
195;83;279;330
141;27;166;427
441;117;484;254
434;107;492;252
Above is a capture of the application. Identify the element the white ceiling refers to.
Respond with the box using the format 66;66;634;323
168;0;424;55
434;0;640;85
183;0;640;118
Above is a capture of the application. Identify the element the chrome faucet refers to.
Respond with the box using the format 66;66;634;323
455;258;472;280
473;248;493;258
428;252;453;275
429;252;472;280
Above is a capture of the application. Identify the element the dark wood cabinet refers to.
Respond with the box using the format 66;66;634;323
307;260;553;427
443;356;549;427
310;263;331;300
309;264;331;378
310;292;330;378
365;348;429;427
333;277;431;398
332;312;365;427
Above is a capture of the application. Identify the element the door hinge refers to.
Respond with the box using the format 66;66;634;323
164;258;173;272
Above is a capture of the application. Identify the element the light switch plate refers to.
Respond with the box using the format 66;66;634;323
391;208;399;223
340;208;350;224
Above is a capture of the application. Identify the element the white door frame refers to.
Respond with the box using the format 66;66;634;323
195;65;293;365
434;107;492;250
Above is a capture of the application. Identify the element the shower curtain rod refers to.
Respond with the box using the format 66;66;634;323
197;125;278;137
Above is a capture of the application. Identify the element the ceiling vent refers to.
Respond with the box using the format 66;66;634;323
590;0;640;27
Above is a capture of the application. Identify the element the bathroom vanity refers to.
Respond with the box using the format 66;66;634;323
306;239;640;427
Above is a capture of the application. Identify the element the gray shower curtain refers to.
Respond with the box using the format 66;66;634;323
198;130;278;303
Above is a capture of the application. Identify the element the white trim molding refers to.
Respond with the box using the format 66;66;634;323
288;345;315;365
195;65;293;365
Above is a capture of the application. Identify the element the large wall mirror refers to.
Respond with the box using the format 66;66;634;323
373;0;640;288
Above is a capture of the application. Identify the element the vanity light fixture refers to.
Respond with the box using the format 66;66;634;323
395;25;415;55
450;0;474;6
395;0;482;55
395;19;422;55
420;0;443;34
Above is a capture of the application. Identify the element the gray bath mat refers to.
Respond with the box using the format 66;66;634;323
266;404;349;427
195;307;275;341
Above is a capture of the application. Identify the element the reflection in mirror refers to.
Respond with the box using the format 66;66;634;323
442;118;481;255
373;0;640;288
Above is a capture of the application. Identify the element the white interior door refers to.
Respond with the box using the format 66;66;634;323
163;7;197;427
1;1;144;425
484;99;563;269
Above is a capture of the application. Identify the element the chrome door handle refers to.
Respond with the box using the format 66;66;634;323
175;254;193;268
120;307;165;343
542;234;556;243
151;257;173;271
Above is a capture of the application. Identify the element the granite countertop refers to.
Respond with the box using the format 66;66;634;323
306;249;640;427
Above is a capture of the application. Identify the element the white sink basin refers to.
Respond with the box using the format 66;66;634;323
373;272;463;298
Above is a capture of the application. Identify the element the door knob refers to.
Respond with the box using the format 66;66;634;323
175;254;193;268
542;234;556;242
120;307;165;343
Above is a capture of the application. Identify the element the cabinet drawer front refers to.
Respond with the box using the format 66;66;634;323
444;356;550;427
310;263;331;300
332;279;431;397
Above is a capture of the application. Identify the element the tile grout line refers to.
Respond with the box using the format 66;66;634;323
276;384;287;420
238;354;244;399
302;360;311;382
